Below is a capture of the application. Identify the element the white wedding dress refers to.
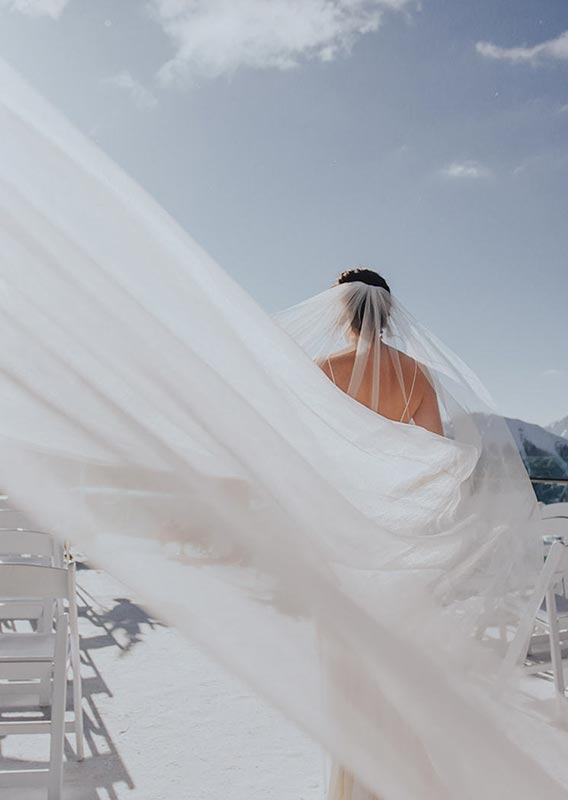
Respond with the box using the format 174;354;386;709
1;58;568;799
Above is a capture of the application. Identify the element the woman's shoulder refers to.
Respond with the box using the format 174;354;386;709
383;345;431;391
320;348;355;379
383;343;416;370
327;347;356;364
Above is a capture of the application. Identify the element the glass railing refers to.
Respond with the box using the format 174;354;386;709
529;477;568;504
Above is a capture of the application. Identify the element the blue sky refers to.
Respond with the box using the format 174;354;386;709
0;0;567;425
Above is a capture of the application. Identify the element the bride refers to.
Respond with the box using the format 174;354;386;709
309;267;444;799
319;268;443;435
1;58;567;799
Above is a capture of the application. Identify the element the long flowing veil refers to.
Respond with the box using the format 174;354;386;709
0;58;567;798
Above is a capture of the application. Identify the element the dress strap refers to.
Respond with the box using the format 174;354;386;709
327;357;337;386
400;360;418;422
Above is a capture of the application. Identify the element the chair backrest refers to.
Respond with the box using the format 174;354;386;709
540;517;568;540
0;564;69;600
542;503;568;520
0;530;56;558
0;509;37;529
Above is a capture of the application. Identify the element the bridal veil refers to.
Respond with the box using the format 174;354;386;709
0;59;566;798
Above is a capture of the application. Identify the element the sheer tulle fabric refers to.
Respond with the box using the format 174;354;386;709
0;59;567;799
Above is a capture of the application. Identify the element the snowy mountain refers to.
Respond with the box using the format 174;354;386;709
506;416;568;504
548;415;568;440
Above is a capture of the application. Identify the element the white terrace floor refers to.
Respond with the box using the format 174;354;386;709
0;563;324;800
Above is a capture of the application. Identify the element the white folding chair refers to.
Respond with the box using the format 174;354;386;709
503;514;568;695
0;530;63;657
0;564;71;799
0;529;64;567
0;532;84;760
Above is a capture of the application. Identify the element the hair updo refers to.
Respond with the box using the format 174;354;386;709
337;268;392;334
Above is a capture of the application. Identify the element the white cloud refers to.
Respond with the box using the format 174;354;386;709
511;153;545;176
441;160;491;180
476;30;568;65
147;0;411;86
0;0;69;18
103;71;158;111
2;0;413;87
512;151;568;177
542;369;566;379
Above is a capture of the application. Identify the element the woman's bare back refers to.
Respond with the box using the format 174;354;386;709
321;343;443;435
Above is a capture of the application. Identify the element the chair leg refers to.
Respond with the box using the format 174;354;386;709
48;613;68;800
39;600;54;709
70;642;85;760
546;587;566;696
68;562;85;760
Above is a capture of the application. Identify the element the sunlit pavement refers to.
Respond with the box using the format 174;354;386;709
0;563;324;800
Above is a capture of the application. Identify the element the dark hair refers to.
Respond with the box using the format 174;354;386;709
337;268;391;334
337;268;391;294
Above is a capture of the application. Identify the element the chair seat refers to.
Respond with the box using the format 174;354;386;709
0;555;53;566
0;598;44;607
0;633;56;662
0;599;47;622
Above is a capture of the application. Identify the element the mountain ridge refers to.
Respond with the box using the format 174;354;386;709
548;415;568;440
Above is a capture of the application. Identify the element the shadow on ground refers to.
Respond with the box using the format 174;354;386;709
0;563;165;799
